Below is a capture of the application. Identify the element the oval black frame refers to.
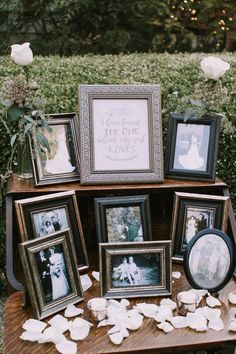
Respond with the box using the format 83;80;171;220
183;228;235;293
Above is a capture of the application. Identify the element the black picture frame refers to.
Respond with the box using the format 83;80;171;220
19;230;84;319
94;195;152;243
171;192;229;262
15;191;89;272
31;112;80;186
165;113;220;181
183;228;235;293
99;241;172;299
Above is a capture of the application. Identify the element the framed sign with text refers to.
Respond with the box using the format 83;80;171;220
78;85;163;185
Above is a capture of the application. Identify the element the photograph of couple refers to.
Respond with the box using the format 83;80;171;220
32;207;69;237
106;206;143;243
36;245;71;303
111;253;161;288
183;207;214;247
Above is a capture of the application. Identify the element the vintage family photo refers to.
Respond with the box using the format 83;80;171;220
106;206;143;242
32;207;69;237
31;113;80;186
171;192;229;262
100;241;172;298
39;124;76;176
187;231;234;291
36;244;71;303
94;195;152;243
182;207;214;247
15;191;89;271
173;123;210;172
111;253;161;288
165;114;220;182
19;230;84;319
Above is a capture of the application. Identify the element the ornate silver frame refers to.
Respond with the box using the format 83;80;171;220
78;85;163;185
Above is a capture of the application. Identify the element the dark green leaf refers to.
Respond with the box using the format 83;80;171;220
7;106;24;122
36;133;50;153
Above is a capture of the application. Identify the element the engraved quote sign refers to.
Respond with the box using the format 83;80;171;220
79;85;163;185
93;99;150;171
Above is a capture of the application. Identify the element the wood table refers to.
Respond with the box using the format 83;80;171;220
3;264;236;354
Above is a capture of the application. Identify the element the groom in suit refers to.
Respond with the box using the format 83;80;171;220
37;249;52;302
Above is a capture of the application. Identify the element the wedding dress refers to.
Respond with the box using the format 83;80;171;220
49;252;70;300
44;129;75;174
178;135;204;170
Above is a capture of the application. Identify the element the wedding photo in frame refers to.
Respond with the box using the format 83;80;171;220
94;195;152;243
78;84;163;185
19;230;84;319
31;113;80;186
171;192;230;262
15;191;89;271
165;113;220;181
99;241;172;299
184;229;235;293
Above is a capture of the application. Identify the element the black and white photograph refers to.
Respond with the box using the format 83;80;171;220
32;207;69;237
19;230;84;319
31;113;80;186
15;191;89;271
183;207;214;247
99;241;172;299
36;244;71;303
173;123;210;172
184;229;235;293
111;253;161;288
165;113;220;181
171;192;229;262
94;195;152;243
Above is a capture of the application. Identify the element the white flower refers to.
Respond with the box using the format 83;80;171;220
10;42;33;66
200;56;230;80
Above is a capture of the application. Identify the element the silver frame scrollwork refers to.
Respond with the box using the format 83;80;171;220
78;85;163;185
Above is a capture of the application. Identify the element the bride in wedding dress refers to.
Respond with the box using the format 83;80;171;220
178;134;204;170
49;247;70;301
44;126;75;175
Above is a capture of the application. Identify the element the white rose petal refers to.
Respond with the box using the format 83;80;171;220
10;42;33;66
200;56;230;80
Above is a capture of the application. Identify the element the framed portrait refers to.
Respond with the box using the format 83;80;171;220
94;195;152;243
184;228;235;293
15;191;89;272
78;84;163;185
19;230;84;319
99;241;172;299
31;113;80;186
171;192;230;262
165;113;220;181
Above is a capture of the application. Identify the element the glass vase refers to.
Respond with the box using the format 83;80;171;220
17;137;33;179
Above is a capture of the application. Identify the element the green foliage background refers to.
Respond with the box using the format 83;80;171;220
0;52;236;286
0;0;236;55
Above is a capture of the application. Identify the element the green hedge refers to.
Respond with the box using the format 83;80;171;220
0;53;236;279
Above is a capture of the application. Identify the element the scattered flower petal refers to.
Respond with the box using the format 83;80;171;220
22;318;47;333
